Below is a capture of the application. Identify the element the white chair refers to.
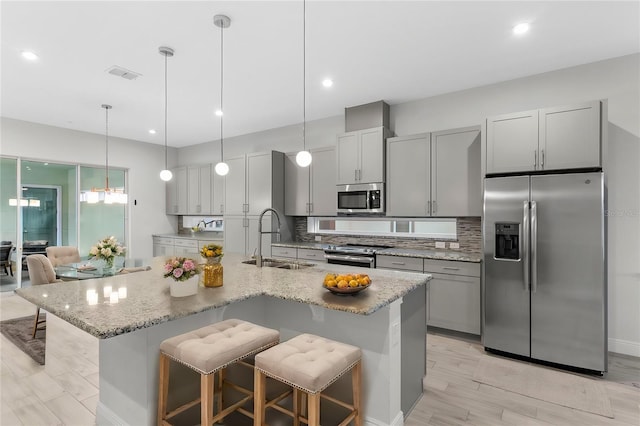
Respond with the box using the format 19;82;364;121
26;254;62;338
45;246;81;267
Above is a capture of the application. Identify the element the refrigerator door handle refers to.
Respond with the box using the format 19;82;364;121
531;201;538;293
522;201;530;291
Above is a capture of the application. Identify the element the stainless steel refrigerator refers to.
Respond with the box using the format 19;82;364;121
483;172;607;373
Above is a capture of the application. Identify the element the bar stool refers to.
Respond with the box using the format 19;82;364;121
157;319;279;426
254;333;362;426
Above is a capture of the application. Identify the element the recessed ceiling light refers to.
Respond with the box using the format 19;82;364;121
513;22;530;35
215;109;223;117
322;78;333;88
21;51;38;61
149;129;157;134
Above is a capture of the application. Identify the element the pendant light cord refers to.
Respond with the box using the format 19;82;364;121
220;22;224;162
303;0;306;151
105;105;110;189
164;51;168;170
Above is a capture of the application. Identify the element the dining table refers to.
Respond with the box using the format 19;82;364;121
54;259;151;280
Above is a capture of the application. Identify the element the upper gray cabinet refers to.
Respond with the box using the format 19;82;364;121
166;166;187;215
285;147;337;216
187;164;212;215
486;100;602;174
336;127;391;185
386;126;481;217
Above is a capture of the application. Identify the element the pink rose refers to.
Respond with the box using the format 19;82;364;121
164;263;173;273
183;260;195;271
173;268;183;278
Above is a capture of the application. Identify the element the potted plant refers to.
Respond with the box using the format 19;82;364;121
200;243;224;287
88;236;126;275
163;256;200;297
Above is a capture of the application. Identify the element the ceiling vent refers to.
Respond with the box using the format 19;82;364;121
106;65;142;80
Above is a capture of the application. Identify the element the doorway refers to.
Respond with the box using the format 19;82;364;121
21;185;62;247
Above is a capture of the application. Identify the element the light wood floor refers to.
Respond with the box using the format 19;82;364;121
1;293;638;425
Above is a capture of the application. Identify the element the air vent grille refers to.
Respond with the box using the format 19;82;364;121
106;66;142;80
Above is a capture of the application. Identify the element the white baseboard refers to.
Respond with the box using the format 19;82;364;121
366;411;404;426
96;402;128;426
609;337;640;358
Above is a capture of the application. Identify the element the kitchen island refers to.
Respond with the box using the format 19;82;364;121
16;253;429;426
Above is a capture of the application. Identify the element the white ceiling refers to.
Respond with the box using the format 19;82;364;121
2;1;639;148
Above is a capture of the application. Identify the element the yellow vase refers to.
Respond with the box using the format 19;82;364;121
201;257;223;287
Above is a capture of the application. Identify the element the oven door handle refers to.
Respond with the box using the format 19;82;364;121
324;254;375;265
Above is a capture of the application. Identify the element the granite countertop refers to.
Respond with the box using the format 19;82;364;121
15;253;429;339
154;233;224;240
271;242;481;263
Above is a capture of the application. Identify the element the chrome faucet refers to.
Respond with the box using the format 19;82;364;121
256;208;281;267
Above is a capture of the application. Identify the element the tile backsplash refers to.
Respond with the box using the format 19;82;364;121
294;217;482;255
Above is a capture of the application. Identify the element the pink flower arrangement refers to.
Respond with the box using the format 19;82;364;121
163;257;199;282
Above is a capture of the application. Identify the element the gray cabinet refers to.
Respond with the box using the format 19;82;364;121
487;100;602;174
271;245;296;259
152;236;174;256
166;166;187;215
271;246;326;263
187;164;212;215
224;151;284;256
212;171;225;215
285;147;337;216
386;126;480;217
432;127;482;216
297;248;325;262
386;133;431;217
173;238;198;256
337;127;389;185
377;254;481;335
424;260;481;335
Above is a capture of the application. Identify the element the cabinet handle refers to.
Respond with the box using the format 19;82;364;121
354;169;358;181
358;169;362;181
433;200;437;215
541;149;545;169
220;204;224;214
392;262;406;265
534;150;537;169
427;201;431;215
442;267;460;271
197;205;201;213
306;253;317;257
309;202;313;213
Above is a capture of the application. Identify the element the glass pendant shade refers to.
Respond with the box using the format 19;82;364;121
160;169;173;181
296;150;312;167
215;161;229;176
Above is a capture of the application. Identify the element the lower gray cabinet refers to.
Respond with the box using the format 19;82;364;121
377;255;481;335
425;260;481;335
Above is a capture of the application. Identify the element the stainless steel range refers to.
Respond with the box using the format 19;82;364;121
323;244;391;268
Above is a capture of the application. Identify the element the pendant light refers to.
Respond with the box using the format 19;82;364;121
295;0;312;168
214;14;230;176
159;46;174;181
81;105;128;204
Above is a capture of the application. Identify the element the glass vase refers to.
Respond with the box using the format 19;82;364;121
101;257;116;276
201;257;223;288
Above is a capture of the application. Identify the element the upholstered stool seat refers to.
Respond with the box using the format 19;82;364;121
254;333;362;426
158;319;279;426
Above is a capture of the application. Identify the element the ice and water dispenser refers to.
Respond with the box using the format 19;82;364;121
495;223;520;260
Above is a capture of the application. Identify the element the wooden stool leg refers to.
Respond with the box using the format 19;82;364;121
254;369;266;426
352;361;362;426
293;388;300;426
307;392;320;426
157;354;170;426
201;373;214;426
216;368;225;418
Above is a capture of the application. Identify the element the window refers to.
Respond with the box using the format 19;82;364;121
307;217;457;239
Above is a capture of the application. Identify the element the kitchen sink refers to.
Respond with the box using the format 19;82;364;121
241;259;315;270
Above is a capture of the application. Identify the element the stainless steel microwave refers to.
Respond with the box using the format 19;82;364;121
337;183;385;215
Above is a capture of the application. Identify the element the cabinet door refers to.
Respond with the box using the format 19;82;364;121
212;170;225;215
224;216;247;255
153;243;174;257
285;153;309;216
336;132;359;184
539;100;601;171
386;134;430;216
310;147;336;216
271;246;296;259
359;127;384;183
247;215;271;258
432;127;481;216
247;152;272;215
224;156;246;216
199;164;212;214
187;165;203;214
376;254;423;272
427;273;481;335
166;171;178;214
486;110;539;174
175;167;188;215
